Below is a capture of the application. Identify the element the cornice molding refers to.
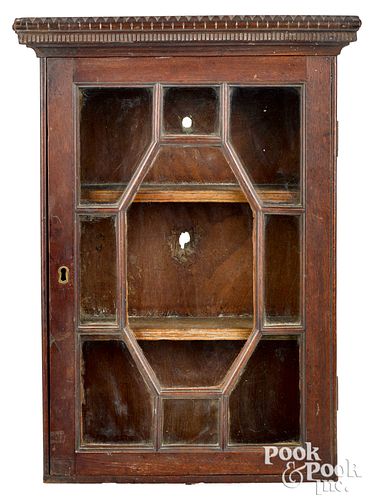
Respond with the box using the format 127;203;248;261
13;15;361;54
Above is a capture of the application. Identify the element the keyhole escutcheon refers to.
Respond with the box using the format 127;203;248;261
58;266;69;284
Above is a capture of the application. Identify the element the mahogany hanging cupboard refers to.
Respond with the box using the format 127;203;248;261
13;15;360;483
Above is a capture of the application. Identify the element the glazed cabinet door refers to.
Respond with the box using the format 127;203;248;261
45;55;336;481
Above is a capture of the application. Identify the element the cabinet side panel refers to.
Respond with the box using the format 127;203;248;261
47;58;76;478
305;56;336;465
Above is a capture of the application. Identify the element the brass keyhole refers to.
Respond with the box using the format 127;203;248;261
58;266;69;284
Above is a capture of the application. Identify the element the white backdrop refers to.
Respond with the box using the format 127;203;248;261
1;1;371;498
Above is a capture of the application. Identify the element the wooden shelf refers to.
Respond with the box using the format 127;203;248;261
258;186;298;204
81;184;298;204
129;316;253;340
134;185;246;203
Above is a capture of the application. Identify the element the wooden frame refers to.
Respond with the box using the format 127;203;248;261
14;15;360;483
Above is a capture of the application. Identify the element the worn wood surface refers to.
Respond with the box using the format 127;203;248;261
229;339;300;444
47;58;76;477
127;202;253;318
230;86;301;205
80;87;153;190
139;339;245;387
81;184;298;204
79;216;117;324
163;399;220;446
144;146;236;183
131;316;253;340
264;214;301;323
82;340;154;445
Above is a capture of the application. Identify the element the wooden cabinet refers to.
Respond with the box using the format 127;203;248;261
13;15;360;483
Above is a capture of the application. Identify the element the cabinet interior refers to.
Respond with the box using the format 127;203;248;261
78;84;302;447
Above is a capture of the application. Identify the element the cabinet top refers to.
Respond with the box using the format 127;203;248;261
13;15;361;57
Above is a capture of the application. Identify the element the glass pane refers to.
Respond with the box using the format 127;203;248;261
80;216;117;324
230;86;301;205
162;399;219;446
127;202;253;319
163;87;219;135
229;339;300;444
82;341;153;445
143;146;238;184
79;87;153;204
139;340;245;387
264;215;301;325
